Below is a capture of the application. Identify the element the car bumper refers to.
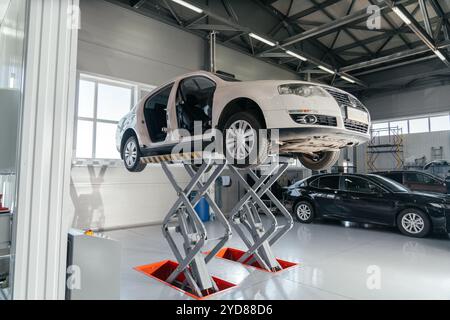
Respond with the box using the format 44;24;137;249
428;207;450;233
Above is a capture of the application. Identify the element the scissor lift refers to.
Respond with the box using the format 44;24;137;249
220;163;295;272
135;153;296;299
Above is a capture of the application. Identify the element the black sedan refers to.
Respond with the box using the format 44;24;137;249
284;173;450;238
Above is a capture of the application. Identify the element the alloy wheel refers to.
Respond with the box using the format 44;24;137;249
124;140;138;167
401;212;425;234
225;120;256;160
297;203;312;221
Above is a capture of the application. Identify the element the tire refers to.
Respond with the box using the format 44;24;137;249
221;111;268;168
397;208;431;238
296;150;340;171
294;201;315;223
122;135;146;172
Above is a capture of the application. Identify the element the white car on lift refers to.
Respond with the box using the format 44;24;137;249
116;71;371;172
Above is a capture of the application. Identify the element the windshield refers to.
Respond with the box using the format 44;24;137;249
368;175;410;193
215;73;241;82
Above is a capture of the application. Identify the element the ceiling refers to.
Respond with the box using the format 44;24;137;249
106;0;450;95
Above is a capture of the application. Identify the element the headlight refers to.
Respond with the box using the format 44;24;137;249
430;203;450;209
278;84;327;97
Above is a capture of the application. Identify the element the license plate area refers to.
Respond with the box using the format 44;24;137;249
347;107;368;123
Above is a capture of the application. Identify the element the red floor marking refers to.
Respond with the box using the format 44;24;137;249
206;247;299;273
134;260;237;300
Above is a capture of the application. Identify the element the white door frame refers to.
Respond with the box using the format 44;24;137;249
12;0;79;299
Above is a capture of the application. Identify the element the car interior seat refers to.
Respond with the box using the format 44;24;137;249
179;93;210;134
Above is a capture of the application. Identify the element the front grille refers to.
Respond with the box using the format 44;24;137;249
290;114;337;127
324;88;366;111
344;119;369;133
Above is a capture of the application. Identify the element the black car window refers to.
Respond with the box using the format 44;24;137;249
385;172;402;183
318;176;340;190
368;175;409;193
309;178;319;188
344;176;381;194
404;172;420;183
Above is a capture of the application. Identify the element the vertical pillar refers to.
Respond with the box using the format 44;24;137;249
209;31;217;73
12;0;79;299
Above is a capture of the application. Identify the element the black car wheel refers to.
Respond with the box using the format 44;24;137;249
397;209;430;238
222;111;268;168
296;151;340;171
122;135;146;172
294;201;315;223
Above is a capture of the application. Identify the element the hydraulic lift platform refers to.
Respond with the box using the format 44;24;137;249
135;152;296;299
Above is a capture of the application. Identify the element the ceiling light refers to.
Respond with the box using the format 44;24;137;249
341;75;356;84
434;49;447;61
171;0;203;14
249;33;276;47
392;6;411;25
286;50;307;61
318;65;335;75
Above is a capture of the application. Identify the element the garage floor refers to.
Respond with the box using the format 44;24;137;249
106;219;450;300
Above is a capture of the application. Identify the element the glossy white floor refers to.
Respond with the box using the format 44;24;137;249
106;219;450;300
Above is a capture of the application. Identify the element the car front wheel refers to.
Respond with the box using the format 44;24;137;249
222;111;268;168
122;136;146;172
397;209;430;238
296;151;340;171
294;201;315;223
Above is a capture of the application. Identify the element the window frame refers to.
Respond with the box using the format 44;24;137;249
343;175;386;195
372;112;450;137
73;72;156;164
310;175;341;191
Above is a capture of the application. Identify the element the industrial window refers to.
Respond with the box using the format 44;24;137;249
408;117;429;134
74;74;156;162
372;113;450;136
430;115;450;132
389;120;408;135
371;122;389;136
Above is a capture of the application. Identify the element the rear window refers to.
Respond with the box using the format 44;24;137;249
382;172;403;183
318;176;340;190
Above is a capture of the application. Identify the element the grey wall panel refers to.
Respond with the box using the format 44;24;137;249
216;45;300;81
78;0;206;85
0;90;19;173
78;0;300;85
363;84;450;121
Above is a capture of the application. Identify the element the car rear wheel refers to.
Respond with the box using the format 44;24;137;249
122;136;146;172
397;209;430;238
222;111;268;168
296;151;340;171
294;201;315;223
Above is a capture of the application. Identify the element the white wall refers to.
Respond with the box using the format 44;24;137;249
70;165;190;230
356;131;450;173
72;0;300;230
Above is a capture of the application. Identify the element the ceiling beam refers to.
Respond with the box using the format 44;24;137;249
269;0;417;50
341;40;450;72
383;0;450;67
252;0;346;66
289;0;342;21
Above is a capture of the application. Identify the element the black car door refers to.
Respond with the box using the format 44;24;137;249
310;175;343;217
341;176;396;225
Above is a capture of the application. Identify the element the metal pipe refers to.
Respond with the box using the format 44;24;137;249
209;31;216;73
